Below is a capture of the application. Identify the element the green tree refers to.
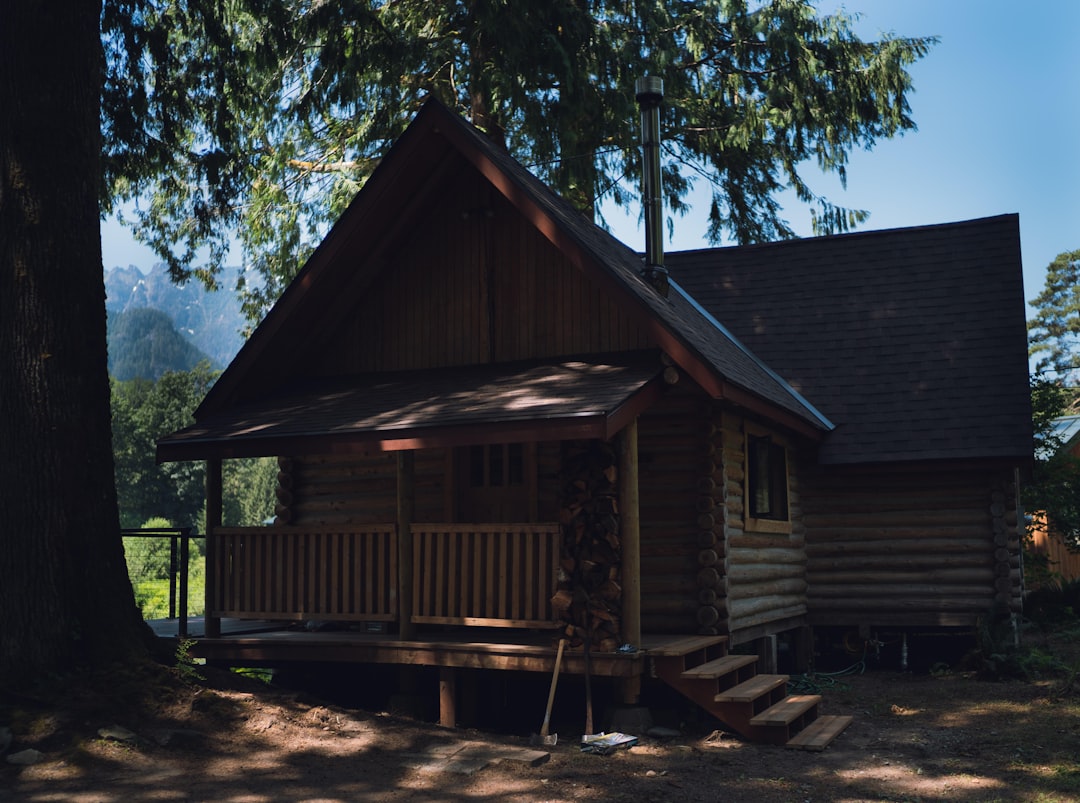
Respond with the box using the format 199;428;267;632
112;363;277;529
221;457;279;527
111;363;217;529
1027;251;1080;558
101;0;935;320
1029;249;1080;381
1023;379;1080;566
0;0;152;683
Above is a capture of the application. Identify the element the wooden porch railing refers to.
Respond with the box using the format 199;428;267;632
411;523;561;628
210;526;397;621
207;523;561;629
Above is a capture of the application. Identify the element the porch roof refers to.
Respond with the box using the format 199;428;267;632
156;352;667;461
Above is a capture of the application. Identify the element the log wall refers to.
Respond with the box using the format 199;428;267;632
802;464;1022;627
636;385;716;635
277;444;562;527
716;410;808;643
311;182;652;375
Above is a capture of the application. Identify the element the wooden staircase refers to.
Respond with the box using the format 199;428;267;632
648;636;852;750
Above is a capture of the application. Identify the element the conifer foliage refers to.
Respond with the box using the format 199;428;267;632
101;0;935;320
1029;250;1080;381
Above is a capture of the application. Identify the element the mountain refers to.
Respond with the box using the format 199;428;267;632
107;307;213;380
104;263;247;369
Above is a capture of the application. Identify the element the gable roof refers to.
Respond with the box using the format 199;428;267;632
159;99;831;462
669;215;1033;465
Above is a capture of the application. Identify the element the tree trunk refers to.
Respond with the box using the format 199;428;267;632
0;0;151;684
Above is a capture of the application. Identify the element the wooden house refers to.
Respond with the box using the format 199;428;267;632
157;98;1031;747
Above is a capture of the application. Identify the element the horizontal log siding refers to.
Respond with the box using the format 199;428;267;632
802;465;1022;627
637;385;712;635
313;182;651;374
210;525;397;621
720;411;808;641
286;449;449;525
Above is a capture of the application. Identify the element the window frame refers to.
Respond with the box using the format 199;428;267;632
744;425;792;535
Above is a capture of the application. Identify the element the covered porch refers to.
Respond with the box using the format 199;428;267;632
156;356;670;698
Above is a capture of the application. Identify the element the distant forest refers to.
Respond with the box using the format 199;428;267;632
107;307;211;380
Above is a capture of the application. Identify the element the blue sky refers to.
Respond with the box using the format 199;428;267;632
102;0;1079;316
611;0;1080;314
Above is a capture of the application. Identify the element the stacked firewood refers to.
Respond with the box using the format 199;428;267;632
551;440;622;651
274;456;294;524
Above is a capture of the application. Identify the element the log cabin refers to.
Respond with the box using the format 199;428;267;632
156;94;1031;748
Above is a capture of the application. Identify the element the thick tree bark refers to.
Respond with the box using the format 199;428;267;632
0;1;151;684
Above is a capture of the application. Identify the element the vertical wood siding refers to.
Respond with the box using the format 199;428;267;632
311;182;652;375
802;466;1022;627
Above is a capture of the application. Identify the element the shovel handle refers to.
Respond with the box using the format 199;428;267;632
539;638;566;737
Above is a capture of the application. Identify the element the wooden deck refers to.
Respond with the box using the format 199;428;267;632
152;617;651;677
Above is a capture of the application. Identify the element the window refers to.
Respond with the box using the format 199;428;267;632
746;432;790;532
467;443;525;489
457;442;532;522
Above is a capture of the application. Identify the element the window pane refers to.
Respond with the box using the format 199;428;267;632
489;444;504;486
508;443;524;485
469;445;485;487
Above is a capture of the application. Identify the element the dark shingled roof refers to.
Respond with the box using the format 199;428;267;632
668;215;1033;465
158;354;667;461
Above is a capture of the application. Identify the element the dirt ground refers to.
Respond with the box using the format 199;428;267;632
3;654;1080;803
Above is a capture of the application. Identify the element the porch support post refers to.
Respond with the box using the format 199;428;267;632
397;450;415;640
205;458;222;639
617;420;642;703
439;666;457;728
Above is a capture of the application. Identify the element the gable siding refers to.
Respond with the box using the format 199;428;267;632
311;182;652;375
802;465;1022;627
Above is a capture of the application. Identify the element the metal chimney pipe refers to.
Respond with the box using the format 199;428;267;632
635;75;668;297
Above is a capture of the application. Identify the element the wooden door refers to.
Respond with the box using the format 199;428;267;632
456;443;536;522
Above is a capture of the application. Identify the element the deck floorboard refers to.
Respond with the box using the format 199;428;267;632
149;618;703;677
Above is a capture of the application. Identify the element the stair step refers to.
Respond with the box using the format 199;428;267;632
749;694;820;727
645;635;728;657
785;715;854;751
682;654;757;680
714;673;788;703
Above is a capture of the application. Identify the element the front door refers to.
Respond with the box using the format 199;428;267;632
456;442;535;522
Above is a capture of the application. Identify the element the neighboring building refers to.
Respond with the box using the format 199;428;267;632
1027;415;1080;583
